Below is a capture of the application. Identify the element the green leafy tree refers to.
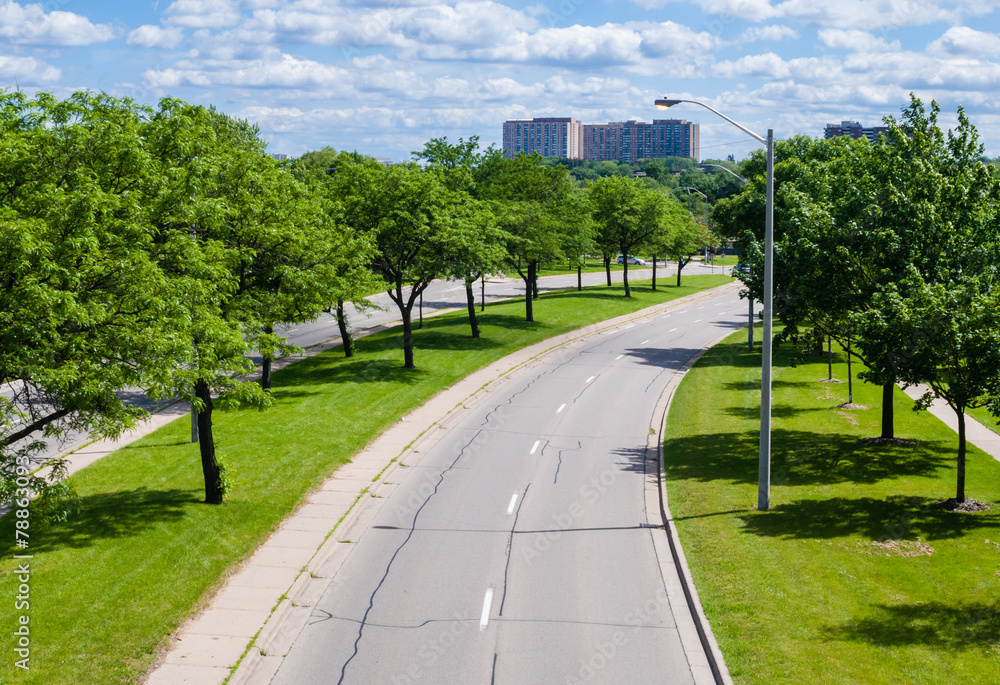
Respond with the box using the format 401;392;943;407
713;133;911;438
414;136;510;338
332;159;457;368
587;176;668;297
855;98;1000;501
0;91;189;515
476;151;575;322
143;99;279;504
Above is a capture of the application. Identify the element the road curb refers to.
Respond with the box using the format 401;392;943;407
645;331;735;685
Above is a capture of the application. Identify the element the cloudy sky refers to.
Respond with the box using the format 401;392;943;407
3;0;1000;160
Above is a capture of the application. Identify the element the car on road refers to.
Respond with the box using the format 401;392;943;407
733;262;751;276
616;255;647;266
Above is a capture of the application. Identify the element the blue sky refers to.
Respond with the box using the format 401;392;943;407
2;0;999;161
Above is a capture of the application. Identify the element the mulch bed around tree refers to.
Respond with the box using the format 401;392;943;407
936;498;991;512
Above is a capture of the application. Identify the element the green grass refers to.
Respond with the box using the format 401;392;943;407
536;258;622;276
0;274;731;684
968;405;1000;436
664;327;1000;685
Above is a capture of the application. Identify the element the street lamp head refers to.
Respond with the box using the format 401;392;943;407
655;98;683;110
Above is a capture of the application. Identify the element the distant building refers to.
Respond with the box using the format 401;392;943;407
502;117;699;161
824;121;889;143
582;119;699;162
374;156;392;167
502;118;583;159
271;153;291;161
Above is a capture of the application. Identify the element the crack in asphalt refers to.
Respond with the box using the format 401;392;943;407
336;428;485;685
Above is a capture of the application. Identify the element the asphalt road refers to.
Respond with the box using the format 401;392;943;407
16;261;735;469
271;285;750;685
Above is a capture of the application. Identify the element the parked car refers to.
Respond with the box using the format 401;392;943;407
733;262;751;276
616;255;647;266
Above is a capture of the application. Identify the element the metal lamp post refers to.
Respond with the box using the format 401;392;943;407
656;97;774;512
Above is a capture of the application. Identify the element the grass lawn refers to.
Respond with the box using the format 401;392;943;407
664;326;1000;685
0;274;731;685
968;405;1000;436
536;258;619;276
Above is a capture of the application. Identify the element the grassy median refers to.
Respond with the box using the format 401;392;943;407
0;274;730;685
664;327;1000;685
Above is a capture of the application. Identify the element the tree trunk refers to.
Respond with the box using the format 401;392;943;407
195;379;223;505
261;324;273;391
813;328;824;355
401;305;415;369
531;262;539;299
827;335;832;379
336;299;353;357
523;266;534;323
481;274;485;312
622;255;631;297
604;254;612;286
846;337;854;404
465;281;479;338
881;381;894;440
652;255;657;291
577;265;582;291
957;406;967;502
676;258;684;287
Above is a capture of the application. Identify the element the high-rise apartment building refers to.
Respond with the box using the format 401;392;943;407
582;119;698;162
824;121;889;143
502;117;699;161
502;118;583;159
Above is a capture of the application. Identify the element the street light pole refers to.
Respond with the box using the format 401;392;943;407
760;129;774;511
656;97;774;511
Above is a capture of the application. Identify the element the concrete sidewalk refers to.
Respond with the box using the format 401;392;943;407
901;384;1000;462
143;283;739;685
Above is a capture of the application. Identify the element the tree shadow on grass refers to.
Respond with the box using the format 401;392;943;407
739;494;1000;541
664;429;953;489
0;488;195;555
273;358;427;390
476;313;553;332
723;403;826;420
539;290;635;303
826;602;1000;650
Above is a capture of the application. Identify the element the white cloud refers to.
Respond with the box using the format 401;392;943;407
695;0;776;21
714;52;846;85
818;29;900;52
400;2;535;47
739;25;800;43
0;54;59;82
127;25;185;49
638;21;723;56
470;23;642;65
928;26;1000;57
165;0;242;29
631;0;990;30
771;0;956;30
714;51;792;78
0;1;116;46
142;48;353;89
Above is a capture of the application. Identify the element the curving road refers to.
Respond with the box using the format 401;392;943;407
270;284;750;685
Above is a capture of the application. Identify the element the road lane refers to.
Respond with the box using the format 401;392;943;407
271;287;748;685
